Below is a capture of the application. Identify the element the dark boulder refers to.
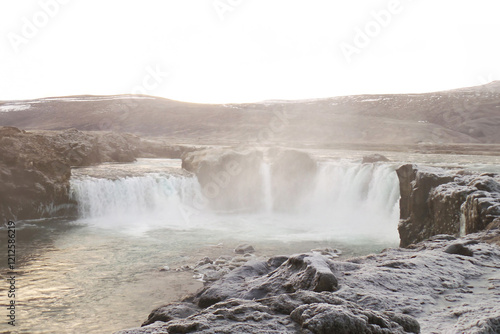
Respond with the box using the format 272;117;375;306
142;302;200;326
444;243;474;257
234;244;255;254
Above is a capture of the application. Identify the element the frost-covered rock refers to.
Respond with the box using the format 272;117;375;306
116;230;500;334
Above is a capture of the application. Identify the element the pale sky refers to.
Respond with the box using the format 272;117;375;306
1;0;499;103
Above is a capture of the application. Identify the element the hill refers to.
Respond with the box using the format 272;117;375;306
1;83;499;148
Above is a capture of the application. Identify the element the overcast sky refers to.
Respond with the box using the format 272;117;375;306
1;0;499;103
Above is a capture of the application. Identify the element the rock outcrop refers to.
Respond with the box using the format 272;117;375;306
268;149;317;211
194;253;338;309
138;138;197;159
0;127;142;222
116;229;500;334
181;148;264;212
180;147;317;212
0;127;73;221
397;164;500;247
362;153;390;164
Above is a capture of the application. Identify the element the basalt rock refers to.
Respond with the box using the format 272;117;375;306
141;302;200;326
396;164;500;247
268;149;317;211
181;148;264;212
0;127;141;222
362;153;390;164
444;243;474;256
234;244;255;254
51;128;140;165
119;297;419;334
180;147;318;212
116;231;500;334
194;254;339;309
290;303;418;334
117;299;301;334
0;128;73;221
138;138;197;159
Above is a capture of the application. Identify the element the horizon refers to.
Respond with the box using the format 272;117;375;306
1;80;499;106
1;1;500;104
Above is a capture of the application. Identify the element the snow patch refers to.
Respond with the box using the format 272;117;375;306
42;96;155;103
0;104;31;112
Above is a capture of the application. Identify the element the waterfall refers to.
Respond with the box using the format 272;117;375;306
69;161;400;241
69;174;204;230
260;162;273;213
304;162;400;241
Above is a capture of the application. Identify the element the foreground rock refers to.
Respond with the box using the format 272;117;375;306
116;229;500;334
397;164;500;247
0;127;142;221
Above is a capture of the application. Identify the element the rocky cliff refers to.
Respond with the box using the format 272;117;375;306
0;127;141;222
397;164;500;247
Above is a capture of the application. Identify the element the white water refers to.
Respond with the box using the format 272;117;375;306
70;174;203;232
260;162;273;213
303;162;400;241
70;160;400;243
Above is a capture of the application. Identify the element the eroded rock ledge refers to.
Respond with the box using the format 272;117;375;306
0;127;141;221
0;126;200;222
116;230;500;334
397;164;500;247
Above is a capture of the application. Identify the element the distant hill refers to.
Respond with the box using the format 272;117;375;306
1;82;499;146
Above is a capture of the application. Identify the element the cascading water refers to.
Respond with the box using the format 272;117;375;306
70;174;204;231
260;162;273;213
303;162;400;241
69;159;400;242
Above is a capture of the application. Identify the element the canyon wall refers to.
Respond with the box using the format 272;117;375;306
397;164;500;247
